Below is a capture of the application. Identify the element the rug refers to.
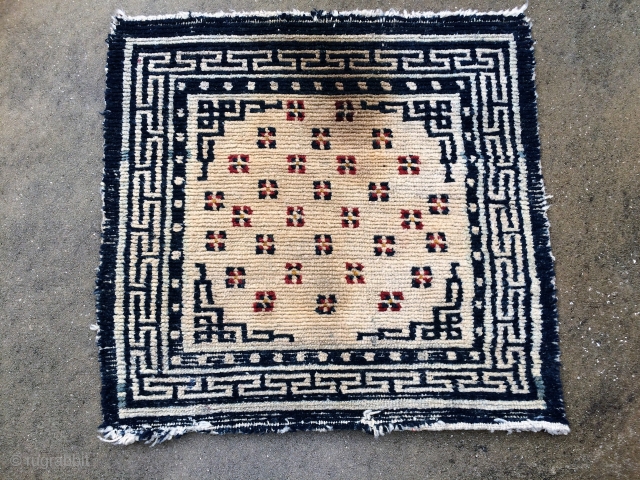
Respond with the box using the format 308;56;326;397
96;8;569;444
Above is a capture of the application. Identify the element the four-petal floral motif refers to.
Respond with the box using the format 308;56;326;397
199;102;452;312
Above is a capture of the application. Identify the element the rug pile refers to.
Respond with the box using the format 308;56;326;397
97;9;569;444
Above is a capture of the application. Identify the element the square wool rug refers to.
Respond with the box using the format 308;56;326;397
97;9;569;444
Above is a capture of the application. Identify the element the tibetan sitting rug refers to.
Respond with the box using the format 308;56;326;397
97;10;569;444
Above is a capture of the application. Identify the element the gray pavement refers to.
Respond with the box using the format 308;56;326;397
0;0;638;478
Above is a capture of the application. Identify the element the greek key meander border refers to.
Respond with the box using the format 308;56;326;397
115;34;545;409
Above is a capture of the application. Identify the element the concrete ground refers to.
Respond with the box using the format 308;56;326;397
1;0;639;478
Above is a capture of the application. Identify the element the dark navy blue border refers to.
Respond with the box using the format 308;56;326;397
512;24;568;423
98;29;126;429
97;12;569;441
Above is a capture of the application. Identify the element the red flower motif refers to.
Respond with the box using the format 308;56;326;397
341;207;360;228
205;191;225;210
255;234;275;255
253;291;276;312
287;154;307;173
336;156;357;175
258;179;278;199
225;267;246;288
373;235;395;256
398;155;420;175
313;180;332;200
205;231;226;251
400;209;423;230
284;263;303;284
314;234;333;255
428;194;449;214
411;267;433;288
228;154;250;173
378;291;404;312
257;127;276;148
286;206;305;227
368;182;390;202
286;100;305;121
311;128;331;150
232;206;253;227
316;294;337;314
345;262;365;284
372;128;393;149
426;232;448;252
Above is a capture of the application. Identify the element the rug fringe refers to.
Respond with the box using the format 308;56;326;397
99;411;568;445
362;416;570;438
111;5;529;31
99;422;217;446
98;421;333;446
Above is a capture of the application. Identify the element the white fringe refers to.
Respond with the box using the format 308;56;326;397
99;410;568;445
100;422;217;446
362;415;570;438
111;5;529;32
